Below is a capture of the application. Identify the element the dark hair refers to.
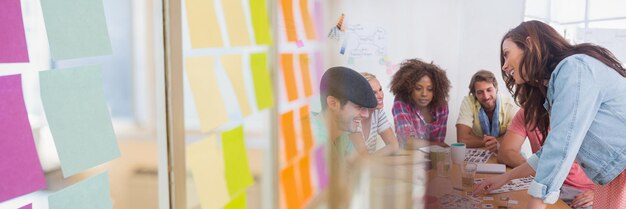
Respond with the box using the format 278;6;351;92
500;20;626;141
469;70;499;96
390;59;451;108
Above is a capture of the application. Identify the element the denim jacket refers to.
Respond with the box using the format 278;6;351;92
526;54;626;204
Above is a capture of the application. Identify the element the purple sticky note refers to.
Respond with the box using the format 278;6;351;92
0;74;46;202
314;145;328;189
0;0;29;63
313;51;324;88
19;203;32;209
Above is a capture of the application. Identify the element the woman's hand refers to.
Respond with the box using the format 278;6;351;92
571;190;594;208
472;172;510;195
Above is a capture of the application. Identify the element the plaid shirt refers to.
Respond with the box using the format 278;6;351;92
391;98;449;144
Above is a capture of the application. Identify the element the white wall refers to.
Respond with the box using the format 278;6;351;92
325;0;525;144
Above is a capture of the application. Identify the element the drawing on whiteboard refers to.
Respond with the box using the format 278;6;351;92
343;24;387;58
328;13;346;41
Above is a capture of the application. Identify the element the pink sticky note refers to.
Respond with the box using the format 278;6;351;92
0;74;46;202
0;0;29;63
296;40;304;48
314;146;328;189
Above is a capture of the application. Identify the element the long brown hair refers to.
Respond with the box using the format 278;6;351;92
500;20;626;141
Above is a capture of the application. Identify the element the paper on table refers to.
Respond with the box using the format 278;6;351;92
222;126;254;196
185;56;230;132
40;0;112;60
187;136;230;209
39;66;120;178
185;0;223;48
249;52;274;110
0;0;29;63
221;54;252;117
0;74;46;202
222;0;251;46
48;172;113;209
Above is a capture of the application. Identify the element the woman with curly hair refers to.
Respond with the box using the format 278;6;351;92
390;59;451;148
473;20;626;209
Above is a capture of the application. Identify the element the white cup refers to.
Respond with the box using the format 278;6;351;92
451;143;466;165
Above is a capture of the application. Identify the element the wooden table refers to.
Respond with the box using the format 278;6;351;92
424;151;571;209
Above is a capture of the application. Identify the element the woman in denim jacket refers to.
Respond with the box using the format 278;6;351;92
473;20;626;209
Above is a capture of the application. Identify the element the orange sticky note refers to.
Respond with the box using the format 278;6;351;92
299;0;317;40
280;0;298;42
280;164;300;209
299;54;313;97
299;105;313;151
280;110;297;162
298;155;313;205
280;53;299;102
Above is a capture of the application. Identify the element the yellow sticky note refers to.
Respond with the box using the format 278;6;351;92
224;192;247;209
250;53;274;110
222;0;251;46
221;54;252;117
249;0;273;45
185;56;230;132
299;53;313;97
299;0;317;40
185;0;223;48
186;136;230;209
222;126;254;196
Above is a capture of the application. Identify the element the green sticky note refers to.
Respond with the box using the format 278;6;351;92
250;53;274;110
48;172;113;209
224;192;247;209
221;126;254;196
41;0;112;60
40;66;120;178
249;0;272;45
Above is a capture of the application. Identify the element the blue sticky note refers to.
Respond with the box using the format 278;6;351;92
40;0;112;60
48;172;113;209
39;66;120;177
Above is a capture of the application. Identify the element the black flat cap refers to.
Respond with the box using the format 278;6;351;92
320;66;377;108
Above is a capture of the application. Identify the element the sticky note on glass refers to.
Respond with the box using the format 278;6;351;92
249;52;274;111
185;0;223;48
48;172;113;209
0;74;46;203
40;0;112;60
185;56;230;132
299;54;313;97
248;0;272;45
314;146;328;189
223;192;246;209
221;54;252;117
39;66;120;177
222;0;251;46
280;110;297;162
299;105;313;151
279;0;298;42
221;126;254;196
0;0;29;63
298;155;313;204
299;0;317;40
18;203;32;209
280;53;299;102
280;164;301;209
187;136;230;209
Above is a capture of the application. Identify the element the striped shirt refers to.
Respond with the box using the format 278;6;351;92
391;98;449;145
362;109;392;153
